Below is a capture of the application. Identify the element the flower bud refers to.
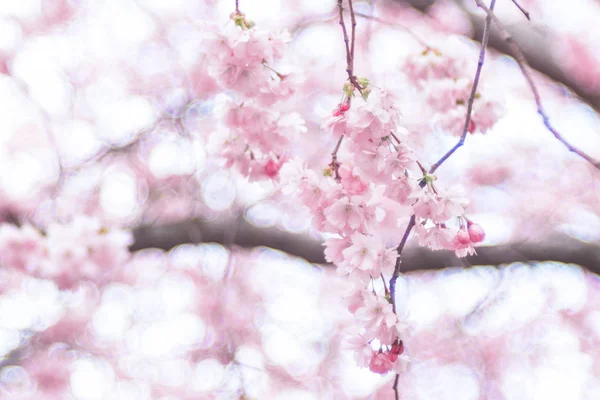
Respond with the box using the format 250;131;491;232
456;228;471;244
264;159;281;178
468;223;485;243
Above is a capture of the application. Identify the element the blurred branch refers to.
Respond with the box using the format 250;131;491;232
131;216;325;261
131;218;600;275
395;0;600;112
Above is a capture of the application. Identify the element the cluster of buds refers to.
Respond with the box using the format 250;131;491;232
230;11;255;29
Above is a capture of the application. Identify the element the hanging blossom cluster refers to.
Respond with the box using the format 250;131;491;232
203;12;305;181
403;46;505;135
277;77;487;374
0;217;132;290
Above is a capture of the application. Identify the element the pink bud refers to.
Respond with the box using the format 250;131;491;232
369;352;394;375
468;223;485;243
264;159;281;178
388;340;404;361
332;102;350;117
456;228;471;244
391;340;404;356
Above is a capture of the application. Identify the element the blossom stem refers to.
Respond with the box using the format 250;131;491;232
235;0;239;13
330;134;344;180
389;214;416;313
381;274;389;296
429;0;496;174
389;131;401;145
263;63;284;79
337;0;363;94
510;0;530;20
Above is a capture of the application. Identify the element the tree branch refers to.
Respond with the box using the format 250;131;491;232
131;218;600;275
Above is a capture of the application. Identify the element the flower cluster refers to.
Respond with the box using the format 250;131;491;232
278;80;488;373
403;46;505;135
203;13;305;181
0;217;133;289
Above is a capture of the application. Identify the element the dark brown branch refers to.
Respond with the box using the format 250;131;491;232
131;218;600;276
130;215;326;262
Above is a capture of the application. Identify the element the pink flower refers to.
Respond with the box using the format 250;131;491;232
354;293;400;344
340;233;379;276
344;333;374;368
325;196;364;233
339;165;368;196
414;223;455;251
369;351;394;374
411;184;468;223
324;237;352;265
347;89;399;145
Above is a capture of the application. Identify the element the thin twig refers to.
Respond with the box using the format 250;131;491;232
381;273;389;296
337;0;364;94
235;0;239;13
348;0;357;74
393;373;400;400
510;0;530;20
389;214;416;399
389;214;416;313
428;0;496;174
390;3;496;397
337;0;353;80
330;135;345;180
353;11;430;48
474;0;600;171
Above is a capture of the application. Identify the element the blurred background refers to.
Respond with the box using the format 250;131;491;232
0;0;600;399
